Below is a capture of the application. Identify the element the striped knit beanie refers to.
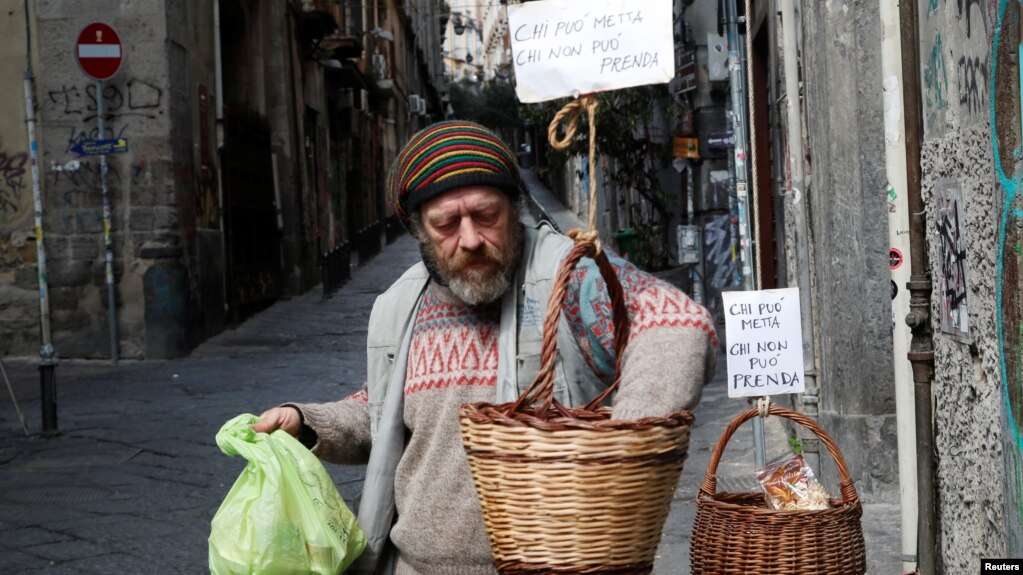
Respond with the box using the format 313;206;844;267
389;120;522;227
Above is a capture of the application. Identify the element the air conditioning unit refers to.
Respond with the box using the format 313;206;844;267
408;94;422;114
372;54;388;79
416;98;427;115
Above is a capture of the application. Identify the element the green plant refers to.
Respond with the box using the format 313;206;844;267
788;434;804;456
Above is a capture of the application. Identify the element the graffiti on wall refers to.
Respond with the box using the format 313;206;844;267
959;54;989;114
47;79;163;121
958;0;989;37
0;151;29;225
924;33;950;131
704;214;736;291
936;179;971;342
41;77;180;239
50;156;122;191
702;213;737;325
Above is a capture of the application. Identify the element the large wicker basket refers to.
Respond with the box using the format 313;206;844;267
458;240;695;574
690;405;866;574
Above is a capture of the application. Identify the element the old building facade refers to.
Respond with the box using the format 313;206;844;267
0;0;449;359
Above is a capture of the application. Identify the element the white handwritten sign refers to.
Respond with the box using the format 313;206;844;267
507;0;674;103
722;288;805;398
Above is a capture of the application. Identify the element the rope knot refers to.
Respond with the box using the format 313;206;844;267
756;396;771;418
547;94;601;238
566;228;602;256
547;95;598;152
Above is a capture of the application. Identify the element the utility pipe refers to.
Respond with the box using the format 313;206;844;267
897;0;939;572
723;0;756;293
22;0;57;436
767;0;787;288
778;0;819;472
723;0;766;469
744;0;761;290
879;1;919;572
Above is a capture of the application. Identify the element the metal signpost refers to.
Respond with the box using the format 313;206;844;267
722;0;766;467
75;22;123;362
22;0;56;436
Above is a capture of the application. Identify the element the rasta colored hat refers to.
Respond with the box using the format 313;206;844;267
389;120;522;227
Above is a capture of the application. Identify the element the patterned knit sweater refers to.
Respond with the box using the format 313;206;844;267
295;255;718;574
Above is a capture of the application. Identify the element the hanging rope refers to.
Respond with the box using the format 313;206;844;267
547;94;601;254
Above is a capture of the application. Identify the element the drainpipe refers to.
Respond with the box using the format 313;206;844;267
723;0;756;293
779;0;820;473
22;0;58;436
724;0;768;471
898;0;940;573
879;0;919;572
767;0;787;288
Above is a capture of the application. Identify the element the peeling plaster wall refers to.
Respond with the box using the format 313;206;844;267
0;1;40;355
917;0;1017;565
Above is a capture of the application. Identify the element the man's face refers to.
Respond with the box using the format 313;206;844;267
416;186;522;305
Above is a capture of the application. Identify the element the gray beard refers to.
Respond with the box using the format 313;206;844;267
446;266;513;306
417;221;524;306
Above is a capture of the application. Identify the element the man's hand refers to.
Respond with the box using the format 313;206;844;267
252;406;303;436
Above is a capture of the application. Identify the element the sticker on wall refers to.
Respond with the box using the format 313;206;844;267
936;178;970;343
889;247;904;271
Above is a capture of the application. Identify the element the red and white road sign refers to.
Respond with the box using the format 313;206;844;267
76;22;122;81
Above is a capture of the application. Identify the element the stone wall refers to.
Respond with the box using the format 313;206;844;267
0;0;221;360
33;1;177;358
800;0;898;501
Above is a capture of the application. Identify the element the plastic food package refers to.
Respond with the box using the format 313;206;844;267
755;454;832;511
209;414;367;575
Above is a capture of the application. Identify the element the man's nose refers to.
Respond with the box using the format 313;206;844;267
458;218;483;251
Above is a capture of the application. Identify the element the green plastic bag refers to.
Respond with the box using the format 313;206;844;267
209;414;367;575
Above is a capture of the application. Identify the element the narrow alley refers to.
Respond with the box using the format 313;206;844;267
0;220;900;574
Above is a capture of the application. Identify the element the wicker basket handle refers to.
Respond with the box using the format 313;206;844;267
509;238;630;414
698;405;861;507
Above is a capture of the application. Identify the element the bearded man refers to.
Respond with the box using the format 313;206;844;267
253;120;718;575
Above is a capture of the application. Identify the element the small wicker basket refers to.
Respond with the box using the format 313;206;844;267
459;240;694;574
690;404;866;574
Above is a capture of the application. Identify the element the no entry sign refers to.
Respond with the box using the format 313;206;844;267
76;22;122;81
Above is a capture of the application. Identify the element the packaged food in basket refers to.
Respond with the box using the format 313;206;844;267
755;453;831;511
